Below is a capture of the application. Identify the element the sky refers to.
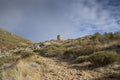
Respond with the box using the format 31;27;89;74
0;0;120;42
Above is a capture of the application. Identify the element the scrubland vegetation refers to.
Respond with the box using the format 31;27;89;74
33;32;120;80
0;50;40;80
35;32;120;66
0;29;120;80
0;29;31;51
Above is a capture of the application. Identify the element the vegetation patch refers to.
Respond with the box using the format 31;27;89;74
14;50;35;59
38;45;66;57
0;29;31;51
0;56;17;67
73;56;89;63
88;51;118;66
63;46;100;60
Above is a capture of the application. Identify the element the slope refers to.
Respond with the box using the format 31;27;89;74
0;28;31;51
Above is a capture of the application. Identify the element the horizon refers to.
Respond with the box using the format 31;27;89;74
1;27;119;43
0;0;120;42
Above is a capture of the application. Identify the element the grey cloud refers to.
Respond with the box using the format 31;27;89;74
0;0;120;42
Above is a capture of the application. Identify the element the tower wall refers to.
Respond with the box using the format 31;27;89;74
57;35;62;41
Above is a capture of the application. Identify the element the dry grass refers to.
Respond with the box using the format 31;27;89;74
1;56;41;80
0;29;31;51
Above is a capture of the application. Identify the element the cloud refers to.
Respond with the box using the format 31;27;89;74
0;11;23;31
65;0;120;32
0;0;120;42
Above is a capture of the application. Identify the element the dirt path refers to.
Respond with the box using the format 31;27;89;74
0;56;104;80
38;56;103;80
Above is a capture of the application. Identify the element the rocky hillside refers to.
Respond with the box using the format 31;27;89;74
34;32;120;58
0;31;120;80
0;28;31;51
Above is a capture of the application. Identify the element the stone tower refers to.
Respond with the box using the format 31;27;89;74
57;35;62;41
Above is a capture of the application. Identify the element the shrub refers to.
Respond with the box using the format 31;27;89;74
0;56;17;66
35;60;41;64
91;32;101;40
14;50;35;58
33;49;41;53
38;45;66;57
63;49;77;59
73;56;89;63
38;46;57;57
117;54;120;64
88;51;118;66
44;52;57;57
0;60;4;66
63;45;98;60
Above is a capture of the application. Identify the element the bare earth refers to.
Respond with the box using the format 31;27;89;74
2;56;119;80
37;56;103;80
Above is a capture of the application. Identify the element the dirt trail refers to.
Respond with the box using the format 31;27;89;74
38;56;103;80
0;56;103;80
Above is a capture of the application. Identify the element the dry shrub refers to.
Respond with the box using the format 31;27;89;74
88;51;118;66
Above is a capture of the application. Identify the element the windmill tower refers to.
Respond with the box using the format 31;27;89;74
57;35;62;41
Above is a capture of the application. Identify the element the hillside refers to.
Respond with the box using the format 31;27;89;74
0;31;120;80
35;32;120;58
0;28;31;51
32;32;120;80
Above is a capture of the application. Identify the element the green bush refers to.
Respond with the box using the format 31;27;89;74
38;46;57;57
44;52;57;57
63;48;80;59
14;50;35;58
117;54;120;63
0;60;4;66
38;45;66;57
33;49;41;53
63;45;99;60
73;56;89;63
88;51;118;66
63;49;77;59
0;56;17;66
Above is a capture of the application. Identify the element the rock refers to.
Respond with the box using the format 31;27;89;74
42;42;52;46
33;43;41;50
2;63;12;69
29;62;39;68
